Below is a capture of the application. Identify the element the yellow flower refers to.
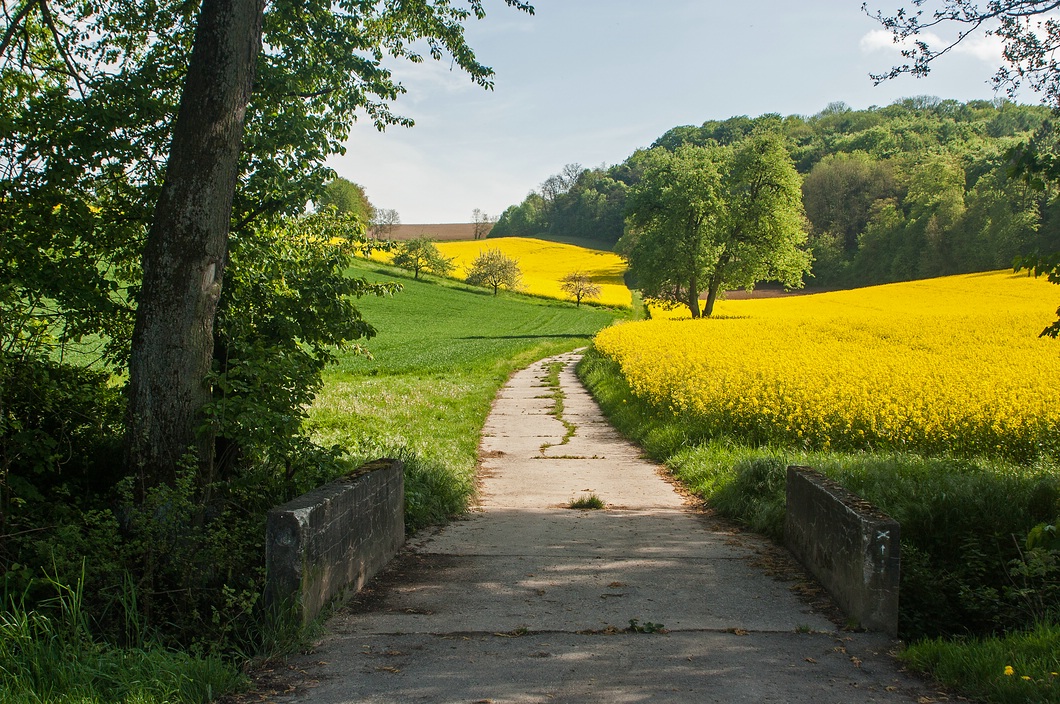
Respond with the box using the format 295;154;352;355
371;236;632;307
1004;666;1014;676
593;271;1060;461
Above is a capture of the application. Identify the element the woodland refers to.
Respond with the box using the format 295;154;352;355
493;97;1060;290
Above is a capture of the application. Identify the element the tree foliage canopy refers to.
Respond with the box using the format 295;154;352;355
392;236;455;279
559;271;602;307
620;134;810;317
317;177;375;223
207;211;398;482
465;248;522;295
492;164;630;244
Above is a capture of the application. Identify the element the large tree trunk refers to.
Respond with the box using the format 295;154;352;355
124;0;265;490
687;270;701;319
703;263;726;317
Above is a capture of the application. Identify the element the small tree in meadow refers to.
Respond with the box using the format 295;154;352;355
370;208;401;239
472;208;497;239
392;237;455;279
560;271;602;307
466;248;522;295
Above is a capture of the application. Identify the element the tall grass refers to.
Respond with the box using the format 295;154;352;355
901;624;1060;704
1;572;245;704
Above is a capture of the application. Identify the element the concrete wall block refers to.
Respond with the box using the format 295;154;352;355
265;458;405;624
784;466;900;636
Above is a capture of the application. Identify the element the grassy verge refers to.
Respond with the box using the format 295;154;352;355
311;258;622;530
578;347;1060;702
900;624;1060;703
0;578;245;704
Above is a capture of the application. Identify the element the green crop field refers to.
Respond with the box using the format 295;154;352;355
310;259;625;528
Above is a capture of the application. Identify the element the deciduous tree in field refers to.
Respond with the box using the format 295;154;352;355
620;134;810;318
472;208;497;239
620;145;722;318
370;208;402;240
392;237;455;279
560;271;602;307
466;248;522;295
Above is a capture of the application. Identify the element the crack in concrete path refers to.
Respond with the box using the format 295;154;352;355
266;352;943;704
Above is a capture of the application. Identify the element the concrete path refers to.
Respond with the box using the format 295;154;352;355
270;352;942;703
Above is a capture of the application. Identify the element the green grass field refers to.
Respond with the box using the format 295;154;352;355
310;259;623;528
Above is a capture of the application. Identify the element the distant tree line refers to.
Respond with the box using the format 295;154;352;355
493;98;1060;289
491;162;630;245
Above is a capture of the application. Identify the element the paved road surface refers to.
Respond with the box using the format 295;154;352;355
268;352;943;703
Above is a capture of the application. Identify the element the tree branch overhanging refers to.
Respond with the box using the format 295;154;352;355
0;0;39;57
865;1;1060;105
36;0;85;92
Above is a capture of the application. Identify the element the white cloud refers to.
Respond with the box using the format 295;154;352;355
953;33;1006;61
860;28;907;53
860;28;1003;63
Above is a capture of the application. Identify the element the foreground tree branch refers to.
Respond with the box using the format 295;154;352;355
866;0;1060;106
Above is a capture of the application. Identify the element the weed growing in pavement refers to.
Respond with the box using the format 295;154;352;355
627;619;666;634
537;360;577;454
567;494;605;510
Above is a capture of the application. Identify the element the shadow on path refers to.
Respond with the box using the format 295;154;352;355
260;352;940;704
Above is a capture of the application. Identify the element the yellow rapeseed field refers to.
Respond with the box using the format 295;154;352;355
435;237;631;308
594;271;1060;461
367;236;630;307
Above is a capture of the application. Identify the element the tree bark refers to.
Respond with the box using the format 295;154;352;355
684;211;703;318
703;258;728;317
124;0;265;490
687;270;701;319
703;277;720;317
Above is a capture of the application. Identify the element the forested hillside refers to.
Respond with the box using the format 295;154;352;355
493;98;1059;288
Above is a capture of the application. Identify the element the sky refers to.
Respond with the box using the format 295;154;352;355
327;0;1025;224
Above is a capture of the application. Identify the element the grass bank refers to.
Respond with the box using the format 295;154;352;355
578;348;1060;703
310;259;623;530
0;576;246;703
